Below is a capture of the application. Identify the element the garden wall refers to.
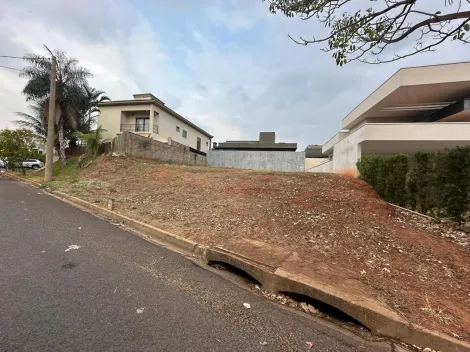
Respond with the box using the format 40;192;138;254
112;131;206;166
207;150;305;172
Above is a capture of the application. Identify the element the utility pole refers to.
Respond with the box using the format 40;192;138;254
44;55;56;182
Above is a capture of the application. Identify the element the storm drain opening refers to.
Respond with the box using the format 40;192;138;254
277;291;371;334
208;261;262;287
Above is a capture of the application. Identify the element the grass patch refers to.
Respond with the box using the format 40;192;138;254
51;157;80;181
20;157;80;184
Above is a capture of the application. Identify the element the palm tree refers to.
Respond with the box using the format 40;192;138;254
13;100;62;155
73;125;107;157
21;45;92;166
80;86;110;133
13;101;47;141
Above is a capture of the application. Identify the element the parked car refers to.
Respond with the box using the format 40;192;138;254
22;159;44;170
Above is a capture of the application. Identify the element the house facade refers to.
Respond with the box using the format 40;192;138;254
309;62;470;177
98;93;213;152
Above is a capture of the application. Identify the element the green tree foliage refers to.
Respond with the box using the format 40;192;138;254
0;129;37;173
13;101;48;142
19;45;109;167
79;86;110;134
357;147;470;222
264;0;470;64
73;125;107;157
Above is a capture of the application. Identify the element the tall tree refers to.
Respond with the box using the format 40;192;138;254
13;101;48;141
265;0;470;64
80;86;110;134
21;46;92;166
0;129;37;173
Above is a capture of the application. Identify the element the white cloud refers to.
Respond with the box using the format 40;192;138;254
1;0;469;149
205;0;267;31
0;0;167;130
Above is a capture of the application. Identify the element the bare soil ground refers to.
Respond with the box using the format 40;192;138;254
52;155;470;341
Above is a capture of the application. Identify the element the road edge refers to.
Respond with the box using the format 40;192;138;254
4;174;470;352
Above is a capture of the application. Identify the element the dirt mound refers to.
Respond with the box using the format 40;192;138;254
67;155;470;340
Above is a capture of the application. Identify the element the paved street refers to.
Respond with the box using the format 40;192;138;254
0;179;391;352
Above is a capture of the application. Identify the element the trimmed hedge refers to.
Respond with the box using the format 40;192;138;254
356;147;470;222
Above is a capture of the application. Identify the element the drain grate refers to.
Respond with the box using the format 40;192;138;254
208;260;262;286
280;291;370;331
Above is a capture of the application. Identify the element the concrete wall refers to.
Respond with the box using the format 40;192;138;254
99;103;211;151
319;122;470;177
114;131;205;166
330;127;365;177
207;150;305;172
307;160;333;173
364;122;470;141
305;158;328;171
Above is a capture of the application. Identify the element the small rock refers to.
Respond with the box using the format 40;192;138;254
306;304;319;315
423;348;432;352
259;341;267;346
243;303;251;309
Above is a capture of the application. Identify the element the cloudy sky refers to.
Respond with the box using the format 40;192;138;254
0;0;469;148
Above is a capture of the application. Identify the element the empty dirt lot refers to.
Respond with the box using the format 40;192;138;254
44;155;470;341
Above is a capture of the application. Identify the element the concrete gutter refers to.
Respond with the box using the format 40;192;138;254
3;174;470;352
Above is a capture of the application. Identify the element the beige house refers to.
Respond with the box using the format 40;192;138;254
98;93;213;152
309;62;470;177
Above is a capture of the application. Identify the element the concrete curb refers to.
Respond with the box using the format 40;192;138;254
272;269;469;352
203;247;470;352
52;191;199;255
3;174;470;352
205;246;278;292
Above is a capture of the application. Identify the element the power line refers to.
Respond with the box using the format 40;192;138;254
0;65;21;71
0;55;50;61
0;55;24;59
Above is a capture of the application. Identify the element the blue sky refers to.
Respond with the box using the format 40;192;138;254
1;0;469;148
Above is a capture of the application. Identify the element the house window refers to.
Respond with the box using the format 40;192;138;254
206;141;208;147
176;126;180;132
197;137;201;151
135;118;150;132
182;130;187;138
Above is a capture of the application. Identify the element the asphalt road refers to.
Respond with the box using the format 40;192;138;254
0;179;393;352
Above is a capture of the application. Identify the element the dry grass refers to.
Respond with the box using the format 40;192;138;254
42;155;470;341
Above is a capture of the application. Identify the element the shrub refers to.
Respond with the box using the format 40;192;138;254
406;152;435;213
357;147;470;223
439;147;470;222
357;155;408;206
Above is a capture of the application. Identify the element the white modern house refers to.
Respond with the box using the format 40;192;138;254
310;62;470;177
98;93;213;152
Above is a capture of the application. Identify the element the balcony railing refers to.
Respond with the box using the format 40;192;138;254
120;124;159;134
